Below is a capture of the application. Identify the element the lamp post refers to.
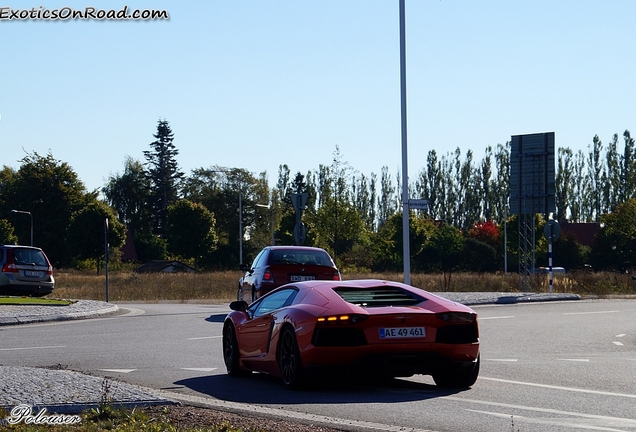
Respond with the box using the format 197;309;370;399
11;210;33;246
256;203;275;245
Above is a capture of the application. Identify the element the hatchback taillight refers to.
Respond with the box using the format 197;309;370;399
333;272;341;281
1;250;18;273
262;269;273;283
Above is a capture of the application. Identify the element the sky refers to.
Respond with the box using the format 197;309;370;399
2;1;636;195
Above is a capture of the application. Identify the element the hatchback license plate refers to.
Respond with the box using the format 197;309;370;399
379;327;426;339
25;271;43;278
290;275;315;282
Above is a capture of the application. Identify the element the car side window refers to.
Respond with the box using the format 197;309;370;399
254;249;269;268
250;250;266;270
251;288;298;318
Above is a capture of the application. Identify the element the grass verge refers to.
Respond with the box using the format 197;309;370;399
0;297;74;306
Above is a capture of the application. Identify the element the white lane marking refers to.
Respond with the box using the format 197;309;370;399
615;334;626;338
485;359;518;362
160;391;436;432
479;376;636;399
563;310;619;316
479;316;515;320
181;368;217;372
0;345;66;351
558;359;590;362
613;341;624;346
99;369;137;373
466;409;634;431
187;336;221;340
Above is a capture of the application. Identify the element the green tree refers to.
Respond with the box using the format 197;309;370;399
182;167;266;268
167;199;217;269
2;152;93;267
0;219;18;244
314;198;365;262
67;201;126;272
144;120;184;237
103;156;152;236
588;135;604;221
377;166;396;228
590;198;636;270
492;142;510;222
620;130;636;203
418;223;464;273
373;212;435;272
555;147;574;221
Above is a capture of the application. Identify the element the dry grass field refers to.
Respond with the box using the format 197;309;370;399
49;269;636;302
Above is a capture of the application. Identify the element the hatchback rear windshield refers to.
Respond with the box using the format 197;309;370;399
13;249;48;266
333;286;427;308
269;250;333;266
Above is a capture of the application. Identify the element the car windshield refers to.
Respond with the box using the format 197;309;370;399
13;249;48;266
269;250;331;266
333;286;427;308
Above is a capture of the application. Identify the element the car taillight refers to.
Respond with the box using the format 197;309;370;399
317;314;368;325
333;272;341;281
262;269;273;283
46;265;53;276
1;250;18;273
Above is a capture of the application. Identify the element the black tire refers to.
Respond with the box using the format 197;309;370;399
432;354;480;388
278;326;305;390
236;286;242;301
251;287;257;303
223;322;249;377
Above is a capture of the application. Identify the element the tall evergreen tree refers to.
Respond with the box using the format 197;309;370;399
587;135;604;221
604;134;620;214
555;147;574;221
143;120;184;237
378;166;396;228
103;156;152;236
620;130;636;202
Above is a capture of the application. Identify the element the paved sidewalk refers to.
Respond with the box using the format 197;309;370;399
0;292;580;416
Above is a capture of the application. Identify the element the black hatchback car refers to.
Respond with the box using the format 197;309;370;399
238;246;341;303
0;244;55;297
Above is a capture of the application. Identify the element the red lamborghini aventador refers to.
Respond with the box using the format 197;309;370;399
222;279;480;389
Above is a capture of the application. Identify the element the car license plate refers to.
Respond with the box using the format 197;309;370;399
25;270;43;278
290;275;315;282
379;327;426;339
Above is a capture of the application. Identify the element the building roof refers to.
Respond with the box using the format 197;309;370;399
559;222;600;247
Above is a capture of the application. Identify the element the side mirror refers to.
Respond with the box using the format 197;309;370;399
239;264;249;272
229;300;248;312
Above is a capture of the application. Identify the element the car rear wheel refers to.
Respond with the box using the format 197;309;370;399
278;326;305;390
223;322;250;377
251;287;257;303
432;354;480;388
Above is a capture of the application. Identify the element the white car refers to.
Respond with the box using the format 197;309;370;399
0;244;55;297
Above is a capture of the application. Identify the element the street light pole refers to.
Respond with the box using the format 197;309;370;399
399;0;411;285
11;210;33;246
256;203;275;245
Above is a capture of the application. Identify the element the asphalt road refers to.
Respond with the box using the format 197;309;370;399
1;300;635;432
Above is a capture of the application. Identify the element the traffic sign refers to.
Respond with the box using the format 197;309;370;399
543;220;561;242
408;199;429;210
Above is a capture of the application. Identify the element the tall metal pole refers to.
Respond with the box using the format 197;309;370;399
399;0;410;285
105;218;110;303
11;210;33;246
239;189;243;265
